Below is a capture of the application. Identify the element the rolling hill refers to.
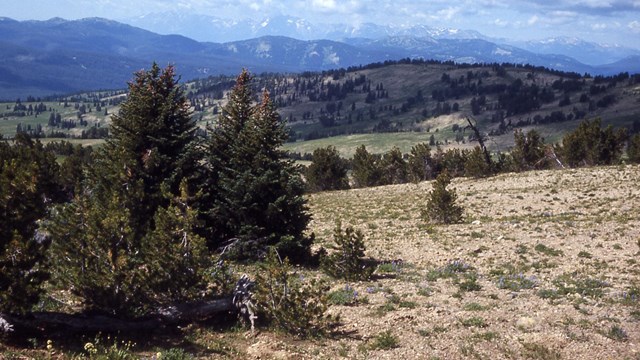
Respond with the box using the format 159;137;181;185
2;61;638;158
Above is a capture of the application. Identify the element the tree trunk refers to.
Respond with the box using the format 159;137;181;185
1;276;255;335
1;298;235;334
465;116;492;168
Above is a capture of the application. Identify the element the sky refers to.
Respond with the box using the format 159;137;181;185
2;0;640;47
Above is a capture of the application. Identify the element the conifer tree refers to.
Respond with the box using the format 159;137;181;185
202;71;312;262
511;129;548;171
407;143;433;183
561;118;627;167
464;146;492;178
628;133;640;163
422;170;463;224
0;133;60;314
351;145;382;188
48;64;209;316
305;146;350;192
381;146;407;184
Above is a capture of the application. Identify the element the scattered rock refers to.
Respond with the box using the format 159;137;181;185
471;220;481;225
516;316;536;330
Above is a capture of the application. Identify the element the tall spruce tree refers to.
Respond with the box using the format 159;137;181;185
202;72;312;262
48;64;209;316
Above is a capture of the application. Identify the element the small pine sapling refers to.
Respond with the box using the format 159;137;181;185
254;248;337;338
321;222;373;281
422;170;463;224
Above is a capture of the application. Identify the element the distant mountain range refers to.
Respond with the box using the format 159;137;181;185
127;12;492;43
127;12;640;66
0;16;639;99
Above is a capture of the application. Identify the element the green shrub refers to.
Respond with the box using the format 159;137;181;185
560;118;627;167
321;222;373;281
464;146;492;178
159;348;194;360
457;273;482;292
496;274;537;291
327;284;360;306
534;243;563;257
603;325;628;342
422;170;463;224
370;330;399;350
255;248;337;338
510;129;549;171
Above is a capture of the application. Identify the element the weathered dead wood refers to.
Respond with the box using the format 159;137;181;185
1;297;235;334
1;276;255;335
464;115;492;168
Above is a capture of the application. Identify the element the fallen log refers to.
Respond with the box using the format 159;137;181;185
1;297;234;335
1;275;255;335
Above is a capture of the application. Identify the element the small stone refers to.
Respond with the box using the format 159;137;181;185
516;316;536;330
472;220;481;225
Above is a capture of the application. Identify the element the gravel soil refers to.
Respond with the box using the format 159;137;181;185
246;165;640;359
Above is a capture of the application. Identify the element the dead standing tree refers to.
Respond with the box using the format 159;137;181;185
464;115;493;171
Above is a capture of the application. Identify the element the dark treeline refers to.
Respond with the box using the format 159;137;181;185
304;118;640;192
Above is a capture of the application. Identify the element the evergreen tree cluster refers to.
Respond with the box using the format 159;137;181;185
0;64;312;317
303;117;636;192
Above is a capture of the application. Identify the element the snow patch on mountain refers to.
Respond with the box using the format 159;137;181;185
255;41;272;58
493;48;512;56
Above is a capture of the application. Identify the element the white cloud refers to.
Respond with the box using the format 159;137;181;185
434;6;461;20
629;20;640;32
528;15;539;25
312;0;337;11
494;18;509;27
592;23;607;30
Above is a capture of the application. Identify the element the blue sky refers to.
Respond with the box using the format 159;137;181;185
3;0;640;47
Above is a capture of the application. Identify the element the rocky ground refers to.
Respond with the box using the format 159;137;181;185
2;165;638;359
250;164;640;359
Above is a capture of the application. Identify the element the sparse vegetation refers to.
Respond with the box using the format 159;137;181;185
254;248;336;338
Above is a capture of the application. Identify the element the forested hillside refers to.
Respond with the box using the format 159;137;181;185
189;60;640;149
